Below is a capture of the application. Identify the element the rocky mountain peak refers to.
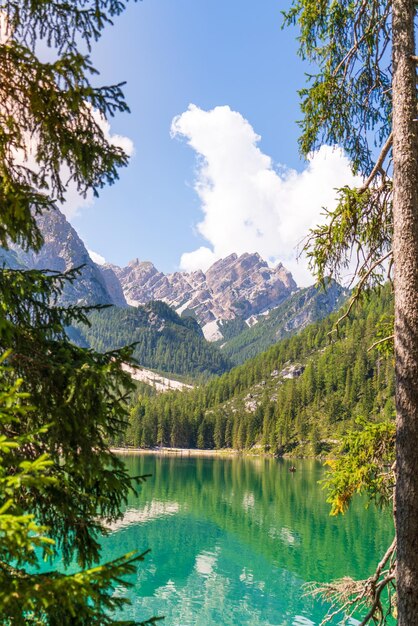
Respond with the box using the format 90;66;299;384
1;208;347;351
1;208;347;353
111;251;298;339
7;208;124;307
127;258;154;270
121;260;159;281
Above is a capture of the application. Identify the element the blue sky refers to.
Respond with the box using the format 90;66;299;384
65;0;358;286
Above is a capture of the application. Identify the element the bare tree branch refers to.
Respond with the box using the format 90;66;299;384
330;250;393;334
359;132;393;193
367;335;395;352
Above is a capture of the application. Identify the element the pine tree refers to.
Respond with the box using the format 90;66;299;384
0;1;160;623
285;0;418;622
0;358;151;624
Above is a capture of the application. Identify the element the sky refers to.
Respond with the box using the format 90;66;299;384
63;0;359;286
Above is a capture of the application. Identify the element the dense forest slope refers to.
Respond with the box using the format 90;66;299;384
216;280;348;365
124;286;394;454
71;283;346;381
72;301;231;378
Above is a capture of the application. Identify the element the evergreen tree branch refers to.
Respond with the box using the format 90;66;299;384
359;132;393;193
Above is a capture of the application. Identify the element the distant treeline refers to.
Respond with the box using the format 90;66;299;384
123;286;394;454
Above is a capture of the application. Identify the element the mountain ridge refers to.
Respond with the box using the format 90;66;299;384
106;251;297;340
4;208;126;307
1;207;348;375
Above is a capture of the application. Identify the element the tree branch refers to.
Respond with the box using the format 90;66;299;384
308;538;397;626
358;572;396;626
330;250;393;334
367;334;394;352
359;132;393;193
371;537;397;583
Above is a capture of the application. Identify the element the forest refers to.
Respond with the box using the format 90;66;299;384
124;285;394;455
72;300;231;378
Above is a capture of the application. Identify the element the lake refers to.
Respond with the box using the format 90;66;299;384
100;455;394;625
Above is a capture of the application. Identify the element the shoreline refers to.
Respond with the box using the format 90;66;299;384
111;446;248;458
110;445;332;461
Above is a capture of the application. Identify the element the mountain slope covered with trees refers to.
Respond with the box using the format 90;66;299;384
216;280;348;365
73;301;232;378
124;286;394;453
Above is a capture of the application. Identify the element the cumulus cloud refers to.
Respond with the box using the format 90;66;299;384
180;246;218;273
171;104;361;286
88;249;106;265
93;110;135;159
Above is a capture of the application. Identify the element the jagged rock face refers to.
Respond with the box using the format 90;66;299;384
280;280;345;335
112;251;297;334
8;208;125;307
98;265;127;308
110;259;201;309
205;252;296;320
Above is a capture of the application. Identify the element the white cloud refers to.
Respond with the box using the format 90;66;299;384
171;104;361;286
88;249;106;265
180;246;217;272
93;110;135;158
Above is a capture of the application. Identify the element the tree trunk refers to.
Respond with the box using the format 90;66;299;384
392;0;418;622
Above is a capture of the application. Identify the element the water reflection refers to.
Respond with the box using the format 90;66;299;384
106;501;181;531
100;456;393;625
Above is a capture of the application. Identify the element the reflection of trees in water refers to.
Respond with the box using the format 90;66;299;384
110;456;393;588
102;502;308;624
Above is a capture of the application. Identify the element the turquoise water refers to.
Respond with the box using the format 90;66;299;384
99;455;394;625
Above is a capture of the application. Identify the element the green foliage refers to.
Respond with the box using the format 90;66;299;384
306;184;392;289
0;267;162;623
0;354;162;625
216;317;248;342
283;1;391;173
73;301;231;378
0;1;137;253
127;286;394;454
324;420;396;516
283;1;393;313
283;5;399;622
0;0;162;622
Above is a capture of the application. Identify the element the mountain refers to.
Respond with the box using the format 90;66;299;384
4;208;126;307
1;207;348;377
215;280;349;365
72;300;231;378
107;252;297;340
126;285;394;453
